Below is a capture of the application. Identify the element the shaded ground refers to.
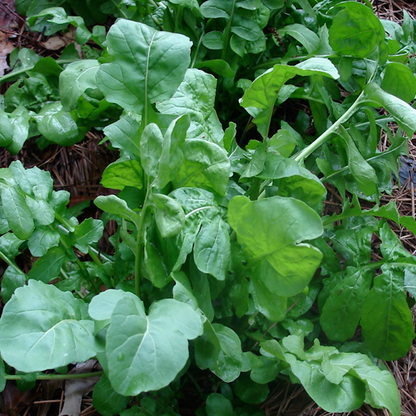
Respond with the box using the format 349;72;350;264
1;0;416;415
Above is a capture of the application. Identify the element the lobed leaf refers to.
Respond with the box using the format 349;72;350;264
0;280;97;372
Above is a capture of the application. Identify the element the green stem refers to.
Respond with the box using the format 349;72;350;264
191;31;205;69
0;250;27;279
221;0;237;61
5;371;103;381
174;5;183;33
88;247;103;267
134;185;151;298
55;212;75;233
293;91;365;164
89;246;113;263
0;59;79;84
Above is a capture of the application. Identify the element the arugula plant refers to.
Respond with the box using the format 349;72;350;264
1;1;416;415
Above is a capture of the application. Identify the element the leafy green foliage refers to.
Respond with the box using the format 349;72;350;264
1;1;416;415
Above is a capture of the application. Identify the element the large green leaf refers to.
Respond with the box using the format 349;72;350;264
169;187;229;277
28;227;60;257
320;268;372;341
258;151;326;207
324;353;401;416
228;196;323;297
279;24;319;54
96;20;192;116
27;246;67;283
157;69;224;145
329;2;385;58
59;60;100;111
106;296;203;396
174;139;230;196
240;58;339;138
101;158;143;191
35;102;79;146
103;115;141;158
0;280;97;372
193;215;230;281
361;267;415;360
153;193;185;239
285;352;366;412
156;115;190;189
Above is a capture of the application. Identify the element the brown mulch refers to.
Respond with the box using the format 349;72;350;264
1;0;416;415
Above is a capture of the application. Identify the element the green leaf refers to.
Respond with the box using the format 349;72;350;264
0;358;5;393
94;195;140;225
106;297;203;396
96;20;192;115
7;107;31;155
0;232;24;258
28;7;91;44
194;59;235;78
329;2;385;58
361;267;415;360
0;110;13;147
172;271;199;311
28;246;67;283
10;160;53;200
143;234;170;288
363;82;416;138
35;102;79;146
381;62;416;103
103;115;141;158
193;215;230;281
157;69;223;145
101;158;143;190
59;60;100;111
174;139;230;196
73;218;104;254
205;393;233;416
157;115;190;189
195;322;243;383
1;266;26;304
323;352;401;416
279;24;319;53
248;353;281;384
339;128;378;196
285;353;365;412
88;289;139;322
153;193;185;238
28;228;60;257
0;185;34;240
0;280;97;372
140;123;163;181
240;58;339;138
249;269;288;321
25;196;55;226
202;31;224;50
233;373;270;404
92;374;130;416
228;196;323;297
321;268;372;342
258;152;326;207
